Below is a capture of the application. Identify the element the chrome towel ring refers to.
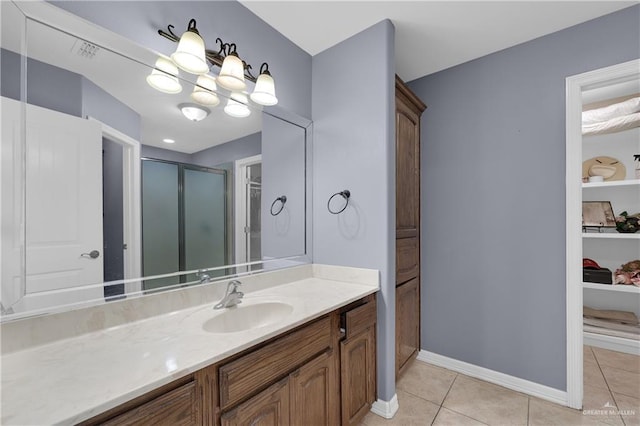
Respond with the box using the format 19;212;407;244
327;190;350;214
270;195;287;216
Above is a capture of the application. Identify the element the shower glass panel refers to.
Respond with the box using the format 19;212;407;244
247;163;262;263
141;159;229;291
141;160;179;290
184;167;227;280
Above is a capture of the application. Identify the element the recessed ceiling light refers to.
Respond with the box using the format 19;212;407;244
163;138;175;144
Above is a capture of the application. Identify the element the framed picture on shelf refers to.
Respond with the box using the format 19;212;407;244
582;201;616;228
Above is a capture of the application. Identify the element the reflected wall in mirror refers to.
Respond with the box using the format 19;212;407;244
0;2;310;319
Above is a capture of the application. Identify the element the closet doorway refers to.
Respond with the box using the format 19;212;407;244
565;59;640;409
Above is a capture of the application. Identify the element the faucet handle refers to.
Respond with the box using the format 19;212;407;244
227;280;242;292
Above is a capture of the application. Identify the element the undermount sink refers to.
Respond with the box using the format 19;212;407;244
202;301;294;334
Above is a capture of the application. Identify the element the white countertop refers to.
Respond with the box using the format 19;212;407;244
1;267;378;425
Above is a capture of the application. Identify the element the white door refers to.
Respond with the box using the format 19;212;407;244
2;97;104;305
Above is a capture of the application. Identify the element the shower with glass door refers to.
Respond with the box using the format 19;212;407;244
141;158;230;291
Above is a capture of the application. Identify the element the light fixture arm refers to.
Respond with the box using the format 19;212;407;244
158;21;261;82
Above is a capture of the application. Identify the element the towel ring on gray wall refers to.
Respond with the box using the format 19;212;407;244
270;195;287;216
327;190;350;214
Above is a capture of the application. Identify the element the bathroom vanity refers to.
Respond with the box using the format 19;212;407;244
0;265;379;425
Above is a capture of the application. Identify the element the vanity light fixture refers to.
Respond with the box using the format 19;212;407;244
179;103;210;122
217;44;246;91
250;63;278;106
170;19;209;74
191;74;220;106
146;56;182;94
224;92;251;118
158;19;278;106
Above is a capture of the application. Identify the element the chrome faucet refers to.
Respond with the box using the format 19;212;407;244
214;280;243;309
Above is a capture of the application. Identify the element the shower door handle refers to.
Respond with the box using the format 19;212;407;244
81;250;100;259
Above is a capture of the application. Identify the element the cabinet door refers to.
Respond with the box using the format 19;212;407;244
220;379;290;426
396;93;421;239
290;350;339;426
340;327;376;426
396;236;419;284
101;382;199;426
396;278;420;376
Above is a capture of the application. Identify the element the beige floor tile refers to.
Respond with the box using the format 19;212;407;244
529;397;623;426
432;407;487;425
586;345;598;365
396;361;457;405
593;348;640;375
611;392;640;426
360;390;439;426
441;375;528;425
584;384;618;411
585;360;609;390
583;384;627;425
602;366;640;399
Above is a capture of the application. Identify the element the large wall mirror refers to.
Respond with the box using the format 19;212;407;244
0;1;310;319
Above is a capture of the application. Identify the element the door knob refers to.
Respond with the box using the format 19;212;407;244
81;250;100;259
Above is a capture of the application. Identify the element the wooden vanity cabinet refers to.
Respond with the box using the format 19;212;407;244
221;349;338;426
220;378;291;426
339;295;377;426
80;295;376;426
79;374;202;426
217;314;339;426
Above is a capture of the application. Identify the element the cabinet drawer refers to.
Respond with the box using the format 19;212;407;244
396;237;419;284
101;382;198;426
219;316;332;410
344;297;377;338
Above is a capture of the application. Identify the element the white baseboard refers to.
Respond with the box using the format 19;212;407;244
584;332;640;356
370;393;399;419
417;350;567;406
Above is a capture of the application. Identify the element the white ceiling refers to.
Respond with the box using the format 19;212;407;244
240;1;637;82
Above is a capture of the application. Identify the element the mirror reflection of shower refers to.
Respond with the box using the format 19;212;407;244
141;159;229;292
246;162;262;264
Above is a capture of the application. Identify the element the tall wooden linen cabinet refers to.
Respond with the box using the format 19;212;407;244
395;76;426;378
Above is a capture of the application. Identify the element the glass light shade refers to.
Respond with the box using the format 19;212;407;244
191;74;220;106
171;30;209;74
179;103;210;122
250;72;278;106
217;54;246;91
224;93;251;118
146;57;182;94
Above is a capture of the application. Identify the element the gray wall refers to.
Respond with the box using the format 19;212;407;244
82;78;140;141
191;132;261;168
312;20;396;401
261;115;305;259
50;1;312;119
1;49;140;138
141;145;193;164
408;5;640;391
1;48;82;117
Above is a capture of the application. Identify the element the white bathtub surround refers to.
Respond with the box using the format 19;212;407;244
0;264;379;425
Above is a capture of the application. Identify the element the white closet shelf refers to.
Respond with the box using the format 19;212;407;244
582;232;640;239
583;179;640;189
583;282;640;294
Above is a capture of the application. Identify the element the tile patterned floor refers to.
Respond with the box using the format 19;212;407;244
360;346;639;426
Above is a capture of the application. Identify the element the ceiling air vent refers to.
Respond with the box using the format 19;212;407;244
71;39;100;59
